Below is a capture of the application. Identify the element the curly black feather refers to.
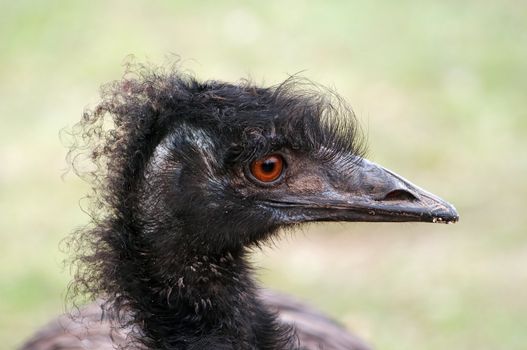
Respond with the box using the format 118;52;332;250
65;64;366;350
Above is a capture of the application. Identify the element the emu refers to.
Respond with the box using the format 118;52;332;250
21;69;458;350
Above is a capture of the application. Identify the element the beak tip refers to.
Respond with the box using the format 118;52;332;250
431;203;459;224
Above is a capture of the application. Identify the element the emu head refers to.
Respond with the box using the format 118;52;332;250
82;73;458;262
70;71;458;350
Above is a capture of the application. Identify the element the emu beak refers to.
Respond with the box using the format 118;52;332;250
272;159;459;224
329;158;460;223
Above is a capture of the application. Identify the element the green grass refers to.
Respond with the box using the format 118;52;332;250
1;1;526;349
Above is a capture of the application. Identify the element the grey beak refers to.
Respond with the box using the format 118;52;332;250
340;159;459;223
268;158;459;224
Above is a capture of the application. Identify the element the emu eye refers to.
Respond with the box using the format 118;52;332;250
250;154;285;183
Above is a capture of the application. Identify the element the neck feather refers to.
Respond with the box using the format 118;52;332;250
115;243;296;350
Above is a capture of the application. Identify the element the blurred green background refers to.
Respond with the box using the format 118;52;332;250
1;1;526;349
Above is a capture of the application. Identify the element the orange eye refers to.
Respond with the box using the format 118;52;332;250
250;154;285;183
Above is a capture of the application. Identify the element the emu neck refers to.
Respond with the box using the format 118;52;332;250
129;246;295;350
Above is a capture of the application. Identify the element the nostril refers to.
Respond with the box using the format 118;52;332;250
383;189;417;201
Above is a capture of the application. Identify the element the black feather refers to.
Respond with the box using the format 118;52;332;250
65;65;367;350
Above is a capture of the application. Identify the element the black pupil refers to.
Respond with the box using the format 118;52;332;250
261;159;276;173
